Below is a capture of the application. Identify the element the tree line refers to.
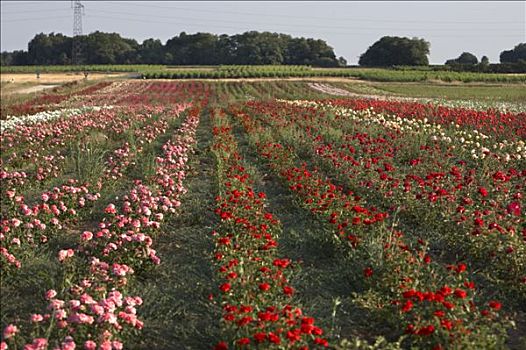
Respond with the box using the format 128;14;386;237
0;31;347;67
1;31;524;72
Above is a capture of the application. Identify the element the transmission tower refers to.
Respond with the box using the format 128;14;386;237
72;0;85;65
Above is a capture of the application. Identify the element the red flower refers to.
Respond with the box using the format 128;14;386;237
283;286;294;295
454;289;467;299
220;283;231;293
416;325;435;336
488;300;502;311
253;332;266;343
401;300;413;313
286;329;301;342
236;338;250;346
456;263;467;273
259;283;271;292
363;267;373;278
268;332;281;344
314;338;329;347
507;201;521;216
443;301;455;310
214;341;228;350
440;319;453;331
403;289;416;299
434;310;445;318
478;187;489;197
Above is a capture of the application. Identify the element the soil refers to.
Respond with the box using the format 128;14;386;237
0;73;129;84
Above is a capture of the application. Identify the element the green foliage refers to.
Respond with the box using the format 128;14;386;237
500;43;526;63
1;31;343;67
358;36;430;67
445;52;479;65
141;66;526;83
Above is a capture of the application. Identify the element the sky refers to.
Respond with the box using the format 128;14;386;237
1;1;525;64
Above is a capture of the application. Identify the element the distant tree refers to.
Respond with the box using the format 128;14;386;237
445;52;478;65
165;32;222;65
480;55;490;65
28;32;72;65
358;36;430;67
138;39;164;64
229;31;286;65
285;37;339;66
500;43;526;63
337;56;348;67
83;31;139;64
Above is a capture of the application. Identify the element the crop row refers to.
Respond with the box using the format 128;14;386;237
210;110;329;349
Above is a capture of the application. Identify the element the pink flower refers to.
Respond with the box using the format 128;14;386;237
83;340;96;350
3;324;18;339
104;204;116;214
80;231;93;241
57;249;74;262
98;341;111;350
30;314;44;322
45;289;57;300
27;338;48;350
1;341;7;350
60;337;76;350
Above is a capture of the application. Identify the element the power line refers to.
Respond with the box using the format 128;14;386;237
2;15;71;23
85;8;524;32
84;14;525;39
102;1;525;25
1;9;71;14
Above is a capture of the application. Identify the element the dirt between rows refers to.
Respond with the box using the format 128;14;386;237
1;73;129;84
11;84;60;94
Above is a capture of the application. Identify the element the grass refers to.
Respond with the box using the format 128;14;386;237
369;82;526;102
127;108;221;349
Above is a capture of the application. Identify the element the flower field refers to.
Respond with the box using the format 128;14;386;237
1;80;524;349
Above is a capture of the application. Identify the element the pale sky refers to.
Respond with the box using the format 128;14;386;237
1;1;525;64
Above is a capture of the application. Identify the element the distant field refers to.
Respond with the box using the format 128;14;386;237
2;64;525;83
331;81;526;102
0;72;129;84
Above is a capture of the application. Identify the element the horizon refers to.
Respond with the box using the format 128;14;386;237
1;1;525;65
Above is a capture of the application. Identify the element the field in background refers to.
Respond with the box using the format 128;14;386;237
2;64;525;83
